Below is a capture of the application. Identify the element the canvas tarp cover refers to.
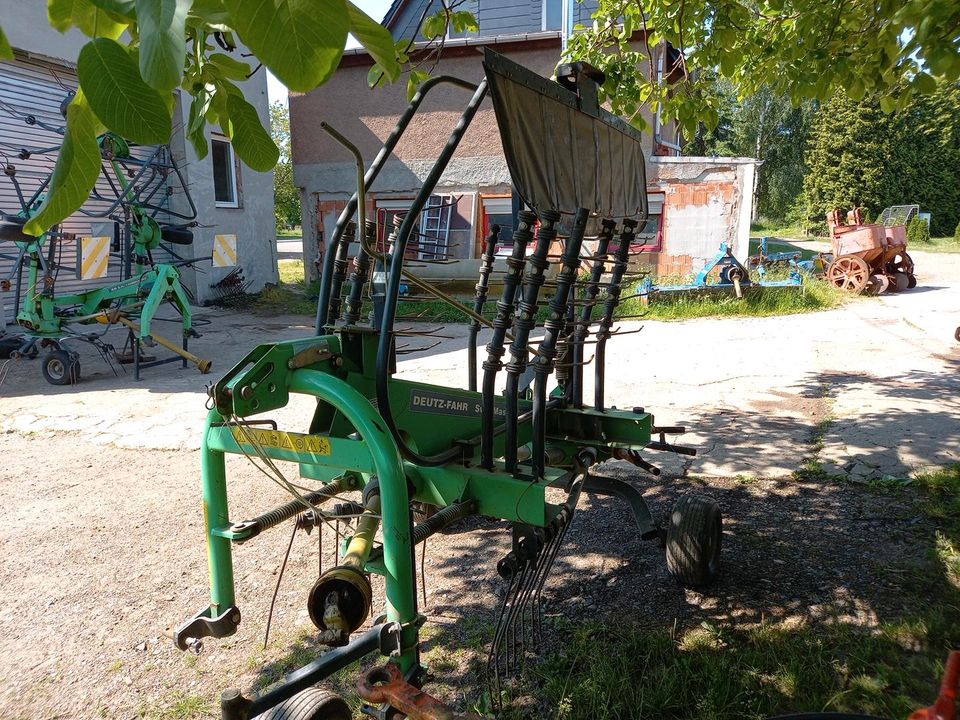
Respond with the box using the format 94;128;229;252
483;49;648;219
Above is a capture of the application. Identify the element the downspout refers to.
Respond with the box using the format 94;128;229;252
654;44;683;154
561;0;575;51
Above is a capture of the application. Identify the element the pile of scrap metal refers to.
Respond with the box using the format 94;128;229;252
645;241;802;300
824;208;916;294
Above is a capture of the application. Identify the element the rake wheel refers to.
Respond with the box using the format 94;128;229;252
255;688;352;720
42;349;80;385
666;494;722;587
826;256;869;294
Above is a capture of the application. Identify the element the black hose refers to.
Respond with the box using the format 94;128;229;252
595;219;637;411
571;219;615;407
530;208;589;478
468;226;500;391
504;210;557;473
480;209;536;469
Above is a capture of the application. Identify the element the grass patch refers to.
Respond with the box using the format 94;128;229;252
256;257;849;324
914;465;960;523
519;620;953;720
906;236;960;253
629;277;847;322
276;227;302;237
154;694;211;719
252;259;319;315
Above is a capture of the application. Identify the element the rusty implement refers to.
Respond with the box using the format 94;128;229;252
825;209;917;295
909;651;959;720
358;664;485;720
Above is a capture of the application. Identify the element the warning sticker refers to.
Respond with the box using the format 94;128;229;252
230;426;331;455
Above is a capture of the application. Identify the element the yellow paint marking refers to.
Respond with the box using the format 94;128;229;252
230;426;332;456
80;236;110;279
213;234;237;267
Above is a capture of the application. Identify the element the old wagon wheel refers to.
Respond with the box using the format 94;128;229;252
826;256;870;293
887;250;915;275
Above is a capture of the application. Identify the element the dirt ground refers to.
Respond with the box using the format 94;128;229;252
0;248;958;719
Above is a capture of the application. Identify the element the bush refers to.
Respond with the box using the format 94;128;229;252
907;216;931;244
955;218;960;243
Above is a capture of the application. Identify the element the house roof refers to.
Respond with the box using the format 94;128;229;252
338;30;564;68
382;0;408;29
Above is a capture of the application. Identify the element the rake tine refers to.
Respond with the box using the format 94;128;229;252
488;559;519;702
524;526;560;648
395;340;442;354
503;561;529;676
607;326;646;337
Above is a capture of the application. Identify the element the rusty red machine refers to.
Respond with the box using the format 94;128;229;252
825;208;917;294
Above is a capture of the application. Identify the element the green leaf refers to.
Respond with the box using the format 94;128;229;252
0;26;12;60
367;64;388;89
224;92;279;171
879;95;896;113
209;52;251;81
89;0;135;15
912;71;937;94
422;11;445;39
406;69;429;102
23;90;102;236
77;37;172;144
187;0;230;27
187;89;212;159
346;1;400;82
136;0;191;91
450;10;478;33
223;0;348;92
48;0;127;38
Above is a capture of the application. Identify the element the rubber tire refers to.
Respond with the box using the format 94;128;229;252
666;494;722;587
160;225;194;245
893;271;910;292
907;273;917;289
255;688;352;720
41;350;80;386
0;219;30;243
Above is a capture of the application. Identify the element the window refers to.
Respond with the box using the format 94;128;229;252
636;193;664;249
543;0;563;31
212;137;239;208
480;197;516;257
375;196;452;260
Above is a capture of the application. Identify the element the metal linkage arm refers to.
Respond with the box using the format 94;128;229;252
341;221;375;326
327;222;356;323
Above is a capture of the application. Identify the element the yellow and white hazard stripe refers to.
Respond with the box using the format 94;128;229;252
212;234;238;267
79;236;110;280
